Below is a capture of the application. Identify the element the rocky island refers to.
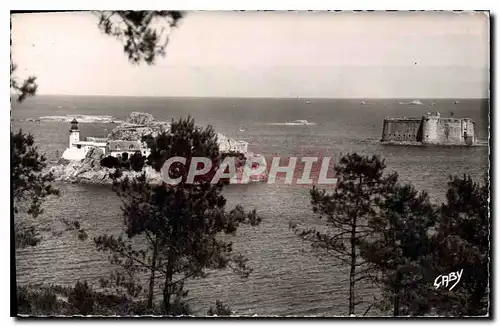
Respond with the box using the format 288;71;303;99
49;112;267;184
24;114;123;124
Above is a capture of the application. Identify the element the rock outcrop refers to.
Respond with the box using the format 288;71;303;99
50;112;266;184
49;149;162;185
106;112;171;141
49;150;267;185
107;123;172;141
125;112;156;125
81;147;104;168
106;112;248;153
24;115;122;124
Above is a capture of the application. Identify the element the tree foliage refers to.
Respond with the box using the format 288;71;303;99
130;151;146;172
96;11;184;65
361;183;437;316
17;281;162;316
145;116;221;176
10;62;37;103
12;130;60;248
95;117;261;315
293;152;490;317
12;130;58;217
207;300;232;316
18;281;235;316
100;155;121;169
429;174;490;316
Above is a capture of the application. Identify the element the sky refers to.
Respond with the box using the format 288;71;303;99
11;11;490;98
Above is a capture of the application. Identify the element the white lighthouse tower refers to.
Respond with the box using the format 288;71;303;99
69;118;80;148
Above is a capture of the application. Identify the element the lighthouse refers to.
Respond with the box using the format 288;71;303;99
69;118;80;148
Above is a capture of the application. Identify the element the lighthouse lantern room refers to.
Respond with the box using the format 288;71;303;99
69;118;80;148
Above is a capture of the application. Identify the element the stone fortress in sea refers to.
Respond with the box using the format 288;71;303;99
381;111;477;146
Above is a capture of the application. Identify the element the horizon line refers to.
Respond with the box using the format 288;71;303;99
22;94;490;100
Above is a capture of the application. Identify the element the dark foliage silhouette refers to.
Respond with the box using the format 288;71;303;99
429;174;489;316
96;11;184;65
95;117;261;315
10;62;37;103
12;130;59;248
100;155;121;169
361;183;437;315
292;153;398;315
130;152;146;172
207;300;232;316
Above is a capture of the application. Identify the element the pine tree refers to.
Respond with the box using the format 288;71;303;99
430;174;490;316
12;130;60;248
96;11;184;65
292;153;397;315
95;117;261;315
361;183;437;316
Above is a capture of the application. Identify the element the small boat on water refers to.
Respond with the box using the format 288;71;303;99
285;120;316;126
239;128;246;132
305;100;312;104
398;100;424;105
361;100;367;105
268;119;316;126
454;100;460;105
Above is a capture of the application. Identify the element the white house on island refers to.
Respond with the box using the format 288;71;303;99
61;119;150;161
61;118;250;162
107;140;149;158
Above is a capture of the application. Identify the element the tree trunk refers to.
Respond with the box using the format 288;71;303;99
349;223;357;315
393;269;401;316
147;239;158;309
162;273;171;315
348;176;362;316
162;250;174;316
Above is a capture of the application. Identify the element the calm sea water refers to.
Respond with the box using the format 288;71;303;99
12;96;489;316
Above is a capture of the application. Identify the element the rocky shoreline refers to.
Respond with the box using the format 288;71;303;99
49;112;268;185
49;152;268;185
49;160;164;185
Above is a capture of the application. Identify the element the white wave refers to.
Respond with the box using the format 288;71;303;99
268;120;316;126
399;100;424;105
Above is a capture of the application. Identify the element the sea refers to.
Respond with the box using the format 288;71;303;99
12;96;489;316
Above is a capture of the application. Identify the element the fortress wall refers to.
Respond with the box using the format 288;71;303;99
422;117;475;145
382;118;422;142
384;115;476;146
422;116;439;144
435;118;464;144
463;119;476;145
